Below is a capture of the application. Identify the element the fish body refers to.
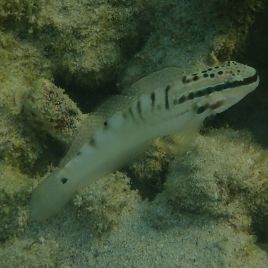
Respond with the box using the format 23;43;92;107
30;61;259;221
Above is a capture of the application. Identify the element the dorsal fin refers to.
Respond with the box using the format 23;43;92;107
122;67;182;96
95;94;134;117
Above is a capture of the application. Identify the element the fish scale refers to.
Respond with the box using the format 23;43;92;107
30;61;260;221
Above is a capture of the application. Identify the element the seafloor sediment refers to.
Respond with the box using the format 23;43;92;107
0;0;268;267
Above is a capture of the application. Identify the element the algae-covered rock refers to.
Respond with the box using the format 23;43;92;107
246;150;268;242
0;30;51;114
0;0;48;27
23;78;83;145
73;171;140;235
0;31;50;170
164;129;268;236
126;139;174;199
0;237;59;267
38;0;151;93
0;164;32;242
0;113;43;171
1;0;152;94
